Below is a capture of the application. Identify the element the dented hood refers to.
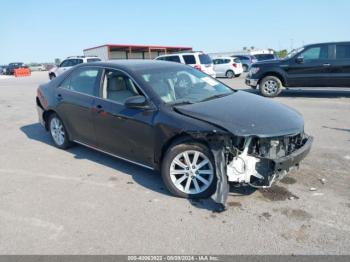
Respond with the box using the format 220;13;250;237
175;91;304;137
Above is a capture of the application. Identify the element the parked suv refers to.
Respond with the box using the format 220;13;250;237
5;62;27;75
233;55;257;72
155;52;216;77
246;42;350;97
212;57;243;78
49;56;101;80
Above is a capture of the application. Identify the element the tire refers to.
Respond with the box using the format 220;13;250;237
226;70;235;79
243;65;248;72
161;142;217;199
259;76;283;97
48;113;72;149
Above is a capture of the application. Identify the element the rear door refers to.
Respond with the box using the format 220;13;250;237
330;43;350;86
93;68;156;166
55;67;101;145
286;45;331;87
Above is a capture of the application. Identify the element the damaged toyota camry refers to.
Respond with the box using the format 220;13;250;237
36;60;313;204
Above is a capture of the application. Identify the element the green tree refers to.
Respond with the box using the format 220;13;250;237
276;49;288;58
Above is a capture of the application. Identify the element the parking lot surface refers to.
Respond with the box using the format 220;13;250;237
0;72;349;254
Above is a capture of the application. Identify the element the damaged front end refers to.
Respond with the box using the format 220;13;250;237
226;133;313;188
208;131;313;205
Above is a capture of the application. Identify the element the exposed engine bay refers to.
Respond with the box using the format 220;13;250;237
225;132;311;188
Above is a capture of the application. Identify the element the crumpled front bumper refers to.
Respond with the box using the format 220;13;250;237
273;135;313;172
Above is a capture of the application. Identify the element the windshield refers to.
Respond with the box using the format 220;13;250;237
284;47;304;59
140;67;234;104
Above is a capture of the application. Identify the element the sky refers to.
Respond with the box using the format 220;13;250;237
0;0;349;64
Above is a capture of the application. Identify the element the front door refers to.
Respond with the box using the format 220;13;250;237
93;69;156;167
286;45;331;87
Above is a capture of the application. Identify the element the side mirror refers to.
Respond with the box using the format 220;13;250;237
125;95;149;109
295;56;304;64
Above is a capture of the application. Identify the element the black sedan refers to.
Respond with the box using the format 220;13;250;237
36;60;312;202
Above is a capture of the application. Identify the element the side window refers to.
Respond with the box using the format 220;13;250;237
60;60;70;67
336;44;350;59
59;68;100;96
224;59;231;64
102;70;140;104
301;46;329;61
183;55;196;64
163;56;181;63
213;59;219;65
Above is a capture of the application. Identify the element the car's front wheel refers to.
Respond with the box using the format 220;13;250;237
48;113;72;149
161;142;217;198
259;76;282;97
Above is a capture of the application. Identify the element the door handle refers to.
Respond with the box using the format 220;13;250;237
323;63;331;67
56;94;63;101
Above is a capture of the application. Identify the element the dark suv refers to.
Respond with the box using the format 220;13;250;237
5;62;26;75
246;42;350;97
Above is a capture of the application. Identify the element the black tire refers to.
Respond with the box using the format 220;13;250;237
226;70;235;79
48;113;72;149
161;142;217;199
259;76;283;97
49;73;56;80
243;64;248;72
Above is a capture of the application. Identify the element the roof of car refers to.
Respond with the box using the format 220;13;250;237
80;59;186;72
304;41;350;48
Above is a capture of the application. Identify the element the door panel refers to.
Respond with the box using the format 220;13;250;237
329;44;350;87
54;67;101;145
93;99;156;166
286;45;331;87
55;89;96;145
93;69;156;166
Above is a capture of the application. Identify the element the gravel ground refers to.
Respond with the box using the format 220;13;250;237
0;72;349;254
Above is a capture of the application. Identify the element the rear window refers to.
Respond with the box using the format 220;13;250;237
87;58;101;63
233;58;241;63
336;44;350;59
183;55;196;64
199;54;212;64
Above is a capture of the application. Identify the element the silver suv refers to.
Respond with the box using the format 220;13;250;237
49;56;101;80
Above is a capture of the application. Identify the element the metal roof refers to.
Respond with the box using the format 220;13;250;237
84;44;192;52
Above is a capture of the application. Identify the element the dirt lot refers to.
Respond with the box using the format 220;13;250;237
0;72;349;254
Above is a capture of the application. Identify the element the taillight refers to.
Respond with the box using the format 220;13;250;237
194;65;202;71
232;63;237;68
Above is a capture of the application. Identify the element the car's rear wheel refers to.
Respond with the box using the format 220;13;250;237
48;113;72;149
226;70;235;79
161;142;216;198
259;76;282;97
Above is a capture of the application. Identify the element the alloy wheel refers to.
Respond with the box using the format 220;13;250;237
169;150;214;195
263;80;278;95
50;117;65;146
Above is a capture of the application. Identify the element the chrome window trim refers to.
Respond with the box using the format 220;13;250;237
57;65;157;109
73;140;154;170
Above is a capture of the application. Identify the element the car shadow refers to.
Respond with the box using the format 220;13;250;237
242;88;350;98
20;123;257;212
20;123;169;197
